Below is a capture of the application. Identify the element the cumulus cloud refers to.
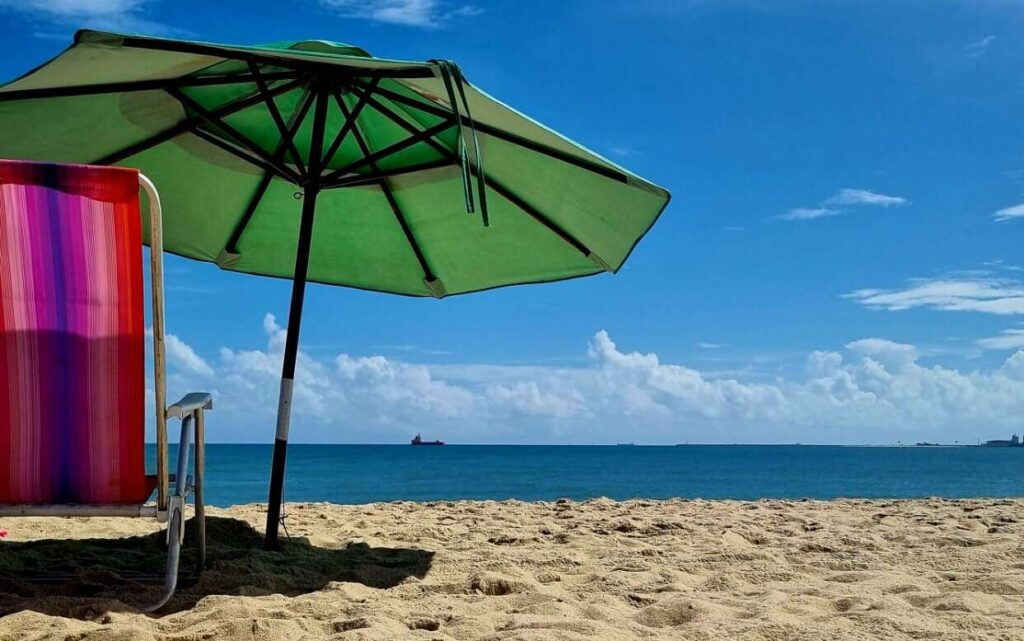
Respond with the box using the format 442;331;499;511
319;0;481;28
846;276;1024;315
994;203;1024;222
153;315;1024;445
145;328;214;377
779;188;906;222
165;334;215;377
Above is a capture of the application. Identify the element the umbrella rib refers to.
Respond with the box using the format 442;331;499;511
320;119;455;183
0;71;298;102
348;86;598;261
224;87;316;256
351;80;630;185
165;85;302;183
334;89;439;288
248;61;307;178
324;158;453;188
188;126;297;181
94;77;305;165
320;76;382;171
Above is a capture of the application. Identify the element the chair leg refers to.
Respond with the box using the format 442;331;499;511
193;491;206;576
141;505;183;613
195;409;206;573
142;416;193;613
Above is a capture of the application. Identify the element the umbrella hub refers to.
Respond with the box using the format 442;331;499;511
258;40;372;59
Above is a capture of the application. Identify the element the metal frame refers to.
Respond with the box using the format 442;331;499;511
0;174;212;613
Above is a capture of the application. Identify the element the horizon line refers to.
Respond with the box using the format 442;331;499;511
146;442;978;447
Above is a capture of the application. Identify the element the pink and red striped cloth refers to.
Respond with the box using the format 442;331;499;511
0;160;152;504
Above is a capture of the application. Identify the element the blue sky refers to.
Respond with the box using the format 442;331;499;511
3;0;1024;444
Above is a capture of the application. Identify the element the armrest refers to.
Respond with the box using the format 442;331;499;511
166;392;213;420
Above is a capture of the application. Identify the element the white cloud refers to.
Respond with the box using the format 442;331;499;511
165;334;215;377
153;315;1024;444
11;0;142;15
994;203;1024;222
845;338;917;368
846;277;1024;315
696;342;729;349
370;343;451;356
964;35;995;58
779;207;838;221
780;188;906;222
145;328;214;377
977;328;1024;351
822;188;907;208
320;0;481;28
0;0;171;34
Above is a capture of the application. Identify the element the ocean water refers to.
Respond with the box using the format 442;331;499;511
149;444;1024;507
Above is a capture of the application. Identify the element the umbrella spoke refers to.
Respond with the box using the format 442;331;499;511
350;85;602;265
320;119;455;183
94;77;305;165
349;85;454;159
117;35;437;79
320;76;382;171
188;126;295;180
0;71;298;102
166;85;302;183
224;88;316;257
248;61;307;178
334;90;442;295
323;158;453;188
351;79;631;185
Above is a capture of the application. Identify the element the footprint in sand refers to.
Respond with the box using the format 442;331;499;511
469;572;530;596
331;617;370;632
406;617;440;631
635;599;714;627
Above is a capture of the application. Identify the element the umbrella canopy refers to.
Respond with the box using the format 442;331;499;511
0;31;669;295
0;31;670;547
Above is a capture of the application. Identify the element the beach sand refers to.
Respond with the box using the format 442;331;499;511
1;498;1023;640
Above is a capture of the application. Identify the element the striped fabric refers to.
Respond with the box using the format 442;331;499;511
0;160;152;504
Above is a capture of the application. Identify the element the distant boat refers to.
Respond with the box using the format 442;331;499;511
411;433;444;446
980;434;1023;448
616;442;636;446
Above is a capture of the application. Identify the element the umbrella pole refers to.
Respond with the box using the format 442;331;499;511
264;85;330;550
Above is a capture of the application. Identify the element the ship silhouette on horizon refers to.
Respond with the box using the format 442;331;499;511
411;433;445;446
981;434;1023;448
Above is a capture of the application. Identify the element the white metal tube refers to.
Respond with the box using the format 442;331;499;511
139;173;169;511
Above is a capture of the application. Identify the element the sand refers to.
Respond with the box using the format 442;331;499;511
1;498;1023;640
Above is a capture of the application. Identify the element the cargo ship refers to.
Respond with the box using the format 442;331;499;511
980;434;1023;448
411;433;444;446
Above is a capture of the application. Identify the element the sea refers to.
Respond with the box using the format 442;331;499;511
149;444;1024;508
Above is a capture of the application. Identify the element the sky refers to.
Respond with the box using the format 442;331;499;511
2;0;1024;445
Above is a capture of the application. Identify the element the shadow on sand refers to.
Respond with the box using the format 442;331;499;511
0;516;433;617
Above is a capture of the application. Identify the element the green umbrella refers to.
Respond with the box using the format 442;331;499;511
0;30;670;547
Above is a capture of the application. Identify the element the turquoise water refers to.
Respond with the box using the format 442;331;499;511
150;444;1024;507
